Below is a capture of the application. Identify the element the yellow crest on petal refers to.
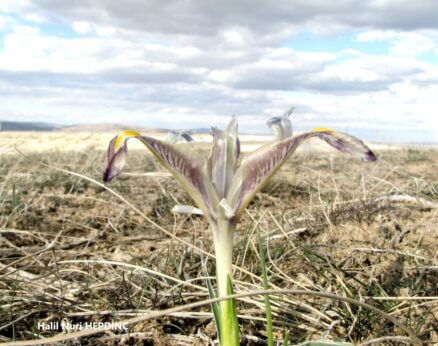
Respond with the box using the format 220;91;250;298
311;127;335;133
114;130;141;151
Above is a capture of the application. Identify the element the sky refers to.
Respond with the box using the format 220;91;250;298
0;0;437;143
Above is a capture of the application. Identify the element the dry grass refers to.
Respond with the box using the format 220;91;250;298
0;132;437;345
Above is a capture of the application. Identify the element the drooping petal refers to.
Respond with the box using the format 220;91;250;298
227;129;376;221
310;127;377;161
103;131;220;224
103;131;140;183
207;117;240;198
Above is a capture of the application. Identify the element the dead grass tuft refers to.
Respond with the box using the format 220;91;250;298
0;137;437;345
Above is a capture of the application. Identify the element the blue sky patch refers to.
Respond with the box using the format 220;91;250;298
283;31;389;56
8;13;80;39
417;51;438;64
37;22;79;39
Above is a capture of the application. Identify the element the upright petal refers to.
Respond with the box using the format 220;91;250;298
227;129;376;221
282;106;295;138
103;131;220;224
207;117;240;198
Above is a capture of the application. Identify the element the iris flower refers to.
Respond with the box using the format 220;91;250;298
165;130;194;143
266;106;295;140
103;117;376;345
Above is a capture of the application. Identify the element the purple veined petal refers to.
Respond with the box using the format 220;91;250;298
311;128;377;161
137;136;221;224
227;129;376;221
103;134;131;183
103;131;220;224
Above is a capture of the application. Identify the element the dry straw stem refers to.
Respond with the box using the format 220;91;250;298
0;229;63;276
6;147;437;340
1;288;422;346
14;148;266;284
357;335;413;345
123;171;172;177
13;148;337;324
316;193;438;210
242;209;333;323
6;148;334;336
0;152;330;334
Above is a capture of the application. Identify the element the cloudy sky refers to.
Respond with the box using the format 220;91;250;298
1;0;437;143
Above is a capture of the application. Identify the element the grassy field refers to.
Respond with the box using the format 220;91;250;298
0;132;437;345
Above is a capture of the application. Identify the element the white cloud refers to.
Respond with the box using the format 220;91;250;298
95;25;116;37
357;29;438;56
389;32;437;56
0;1;438;142
356;30;398;42
72;21;93;34
22;13;47;23
0;0;30;13
222;30;244;44
0;15;11;30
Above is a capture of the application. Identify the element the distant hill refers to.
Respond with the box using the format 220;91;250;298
0;122;252;136
0;121;167;133
0;121;57;132
61;123;164;133
189;127;210;134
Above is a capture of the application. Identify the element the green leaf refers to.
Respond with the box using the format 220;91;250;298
226;275;240;345
206;275;221;344
257;230;274;346
283;329;290;346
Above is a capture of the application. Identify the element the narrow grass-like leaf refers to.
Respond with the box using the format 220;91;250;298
206;275;222;344
226;275;240;345
283;329;290;346
257;230;274;346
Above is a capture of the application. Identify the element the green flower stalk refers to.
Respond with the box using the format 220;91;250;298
103;116;376;346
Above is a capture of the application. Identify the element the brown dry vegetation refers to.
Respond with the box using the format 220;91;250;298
0;133;437;345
